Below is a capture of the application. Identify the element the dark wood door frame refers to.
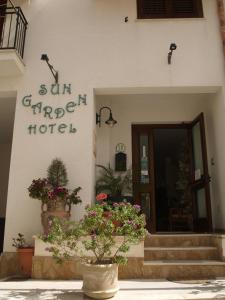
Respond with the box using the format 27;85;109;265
132;116;212;233
188;113;212;232
132;125;156;232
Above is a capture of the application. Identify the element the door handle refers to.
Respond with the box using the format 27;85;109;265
205;175;211;183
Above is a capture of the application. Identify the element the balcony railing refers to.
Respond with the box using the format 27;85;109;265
0;1;28;59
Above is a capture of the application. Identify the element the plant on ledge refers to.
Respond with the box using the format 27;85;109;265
96;164;132;203
12;233;34;278
28;158;82;234
44;196;147;299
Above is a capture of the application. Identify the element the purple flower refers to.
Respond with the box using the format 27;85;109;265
133;204;141;211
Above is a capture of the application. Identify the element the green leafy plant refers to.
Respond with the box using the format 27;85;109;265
47;158;68;187
44;200;147;265
96;164;132;197
28;158;82;206
12;233;31;249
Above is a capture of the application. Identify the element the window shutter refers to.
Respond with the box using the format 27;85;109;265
138;0;167;19
137;0;203;19
174;0;194;13
173;0;202;17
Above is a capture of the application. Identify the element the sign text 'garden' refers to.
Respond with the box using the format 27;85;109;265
21;84;87;135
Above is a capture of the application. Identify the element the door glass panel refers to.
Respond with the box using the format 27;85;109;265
196;188;207;218
140;135;149;183
141;193;150;224
192;122;204;180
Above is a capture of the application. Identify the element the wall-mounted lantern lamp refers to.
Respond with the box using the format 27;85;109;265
41;54;59;84
168;43;177;64
96;106;117;127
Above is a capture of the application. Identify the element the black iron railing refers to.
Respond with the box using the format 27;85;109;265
0;2;28;59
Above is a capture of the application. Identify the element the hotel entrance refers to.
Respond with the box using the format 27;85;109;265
0;94;16;253
132;113;212;233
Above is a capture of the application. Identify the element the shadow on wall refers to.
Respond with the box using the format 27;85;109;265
0;218;5;253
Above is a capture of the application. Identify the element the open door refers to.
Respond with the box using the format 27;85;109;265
0;0;7;44
132;125;156;232
189;113;212;232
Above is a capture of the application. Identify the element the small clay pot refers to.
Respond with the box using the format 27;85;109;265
17;247;34;277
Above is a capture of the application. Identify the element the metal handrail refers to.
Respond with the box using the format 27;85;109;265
0;3;28;58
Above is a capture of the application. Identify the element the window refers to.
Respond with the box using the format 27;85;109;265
137;0;203;19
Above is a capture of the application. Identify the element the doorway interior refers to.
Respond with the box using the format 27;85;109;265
132;113;212;234
0;96;16;252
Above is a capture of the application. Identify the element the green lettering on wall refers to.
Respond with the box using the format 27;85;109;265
58;123;67;133
49;123;57;134
63;84;72;95
39;84;47;96
32;102;42;115
54;107;65;119
78;94;87;105
69;124;77;133
43;106;53;119
22;95;32;107
66;101;76;113
28;124;37;134
39;124;48;134
51;84;60;95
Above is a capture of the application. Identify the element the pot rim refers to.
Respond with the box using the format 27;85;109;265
82;262;118;268
17;247;34;252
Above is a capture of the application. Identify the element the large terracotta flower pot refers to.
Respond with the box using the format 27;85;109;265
17;247;34;277
82;263;119;299
41;197;70;235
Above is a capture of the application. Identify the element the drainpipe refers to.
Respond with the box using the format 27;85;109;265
217;0;225;59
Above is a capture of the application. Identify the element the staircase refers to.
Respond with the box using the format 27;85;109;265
143;234;225;280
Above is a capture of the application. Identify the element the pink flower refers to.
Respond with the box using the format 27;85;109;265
96;193;108;201
88;211;97;217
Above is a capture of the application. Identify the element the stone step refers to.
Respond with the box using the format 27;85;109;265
145;234;213;247
144;246;219;261
143;260;225;280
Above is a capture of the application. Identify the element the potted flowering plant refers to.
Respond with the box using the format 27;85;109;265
28;158;82;234
12;233;34;278
44;194;147;299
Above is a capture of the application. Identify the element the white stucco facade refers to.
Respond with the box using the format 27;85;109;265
1;0;225;251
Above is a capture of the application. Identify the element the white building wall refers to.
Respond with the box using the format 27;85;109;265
0;0;225;250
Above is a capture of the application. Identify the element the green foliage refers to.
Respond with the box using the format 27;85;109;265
47;158;68;187
67;187;82;206
96;164;132;197
28;158;82;207
43;202;147;265
28;178;49;202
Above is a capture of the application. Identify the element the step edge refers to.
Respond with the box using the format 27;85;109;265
146;234;213;237
143;260;225;266
144;247;218;251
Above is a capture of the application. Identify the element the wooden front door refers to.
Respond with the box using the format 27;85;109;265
132;125;156;232
0;0;7;45
132;114;212;233
189;113;212;232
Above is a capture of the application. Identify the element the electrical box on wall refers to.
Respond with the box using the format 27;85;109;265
115;152;127;172
115;143;127;172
